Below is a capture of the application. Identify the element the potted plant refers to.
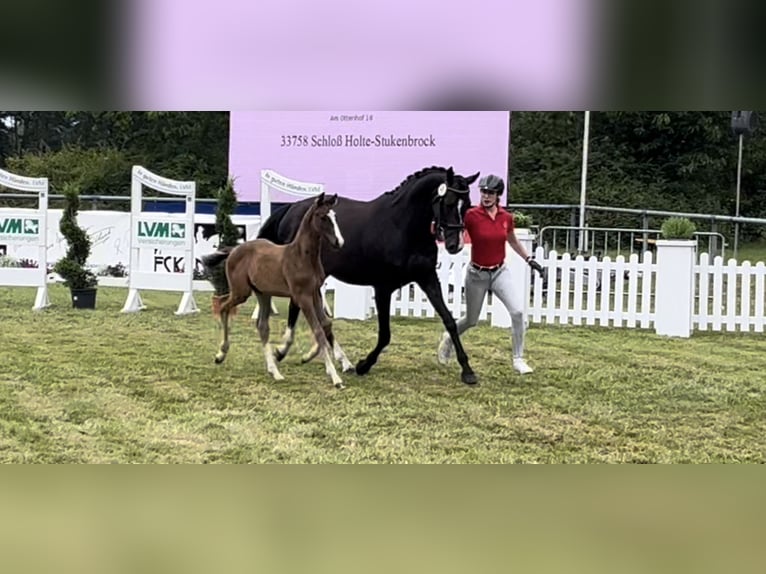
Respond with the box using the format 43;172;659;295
512;210;537;257
660;216;697;240
513;211;532;229
53;183;98;308
209;178;240;315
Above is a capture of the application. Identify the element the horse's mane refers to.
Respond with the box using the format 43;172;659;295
383;166;449;200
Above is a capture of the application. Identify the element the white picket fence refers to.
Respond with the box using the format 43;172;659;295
695;253;766;332
359;246;519;327
334;245;766;336
529;249;657;329
353;247;658;329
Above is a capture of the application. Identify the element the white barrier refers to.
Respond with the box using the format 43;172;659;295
3;209;261;275
259;169;324;223
330;278;373;320
0;168;50;310
121;166;198;315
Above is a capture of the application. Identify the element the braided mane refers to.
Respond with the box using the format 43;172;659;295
383;166;449;197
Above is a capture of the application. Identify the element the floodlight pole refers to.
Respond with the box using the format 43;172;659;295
734;133;743;260
578;111;590;254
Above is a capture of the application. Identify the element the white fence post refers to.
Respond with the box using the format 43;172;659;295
332;280;373;320
655;239;696;337
491;229;535;328
0;168;50;310
121;166;198;315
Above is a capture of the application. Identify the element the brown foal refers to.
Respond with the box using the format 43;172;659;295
212;193;346;388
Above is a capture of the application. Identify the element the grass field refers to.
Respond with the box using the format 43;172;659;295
733;240;766;263
2;284;766;463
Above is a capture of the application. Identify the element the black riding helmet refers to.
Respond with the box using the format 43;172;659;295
478;174;505;196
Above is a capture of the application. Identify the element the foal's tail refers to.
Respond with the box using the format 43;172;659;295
202;247;235;317
201;248;233;270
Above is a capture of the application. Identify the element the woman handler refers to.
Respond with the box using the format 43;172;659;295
437;174;543;374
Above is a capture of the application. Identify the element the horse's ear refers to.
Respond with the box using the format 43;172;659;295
315;192;325;205
466;171;480;185
446;167;455;184
329;194;338;206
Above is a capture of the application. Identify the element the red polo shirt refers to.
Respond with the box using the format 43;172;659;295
464;206;514;267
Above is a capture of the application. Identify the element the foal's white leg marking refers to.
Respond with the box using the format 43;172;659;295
301;340;321;363
215;311;231;363
321;289;333;318
275;326;295;357
328;209;344;248
334;340;354;372
264;343;285;381
324;348;345;389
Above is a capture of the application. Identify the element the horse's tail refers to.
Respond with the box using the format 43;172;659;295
202;247;235;317
257;203;292;244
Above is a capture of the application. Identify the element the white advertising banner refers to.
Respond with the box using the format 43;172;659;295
0;208;261;276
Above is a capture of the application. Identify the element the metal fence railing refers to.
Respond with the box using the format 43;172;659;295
510;203;766;260
2;192;766;259
538;225;728;260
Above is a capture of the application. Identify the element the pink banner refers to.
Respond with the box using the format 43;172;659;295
228;111;510;204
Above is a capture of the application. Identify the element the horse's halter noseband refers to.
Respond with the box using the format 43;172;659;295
432;182;470;241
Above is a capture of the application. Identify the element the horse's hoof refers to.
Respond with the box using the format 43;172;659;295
461;371;479;386
214;354;226;364
271;372;285;381
334;382;346;390
274;349;286;362
355;360;372;376
341;363;355;374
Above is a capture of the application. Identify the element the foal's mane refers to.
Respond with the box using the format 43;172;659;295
295;197;321;232
383;166;450;203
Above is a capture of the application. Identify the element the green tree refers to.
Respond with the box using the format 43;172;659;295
208;177;240;295
1;111;230;202
509;111;766;238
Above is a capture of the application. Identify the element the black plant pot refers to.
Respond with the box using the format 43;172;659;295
71;287;98;309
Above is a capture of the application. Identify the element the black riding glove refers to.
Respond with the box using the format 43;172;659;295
526;256;543;275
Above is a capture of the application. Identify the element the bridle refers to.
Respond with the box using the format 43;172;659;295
432;182;470;241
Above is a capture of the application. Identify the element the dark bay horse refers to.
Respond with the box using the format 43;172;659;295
252;165;482;385
202;193;347;388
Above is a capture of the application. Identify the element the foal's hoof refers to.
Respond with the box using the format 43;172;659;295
461;371;479;386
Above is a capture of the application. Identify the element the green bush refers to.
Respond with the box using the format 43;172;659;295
6;146;131;198
0;255;21;268
209;177;240;296
215;177;240;248
53;183;98;289
513;212;532;228
661;217;697;240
